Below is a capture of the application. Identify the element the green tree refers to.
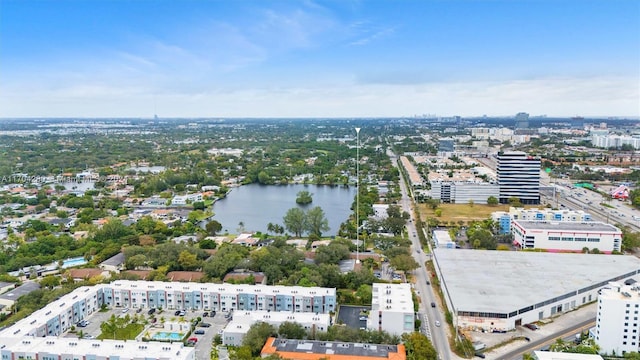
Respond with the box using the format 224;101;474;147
402;331;437;360
390;254;419;273
296;191;313;205
487;196;499;206
306;206;329;237
39;275;60;289
178;250;200;271
315;243;350;265
278;321;307;339
242;322;277;356
283;208;306;237
205;220;222;236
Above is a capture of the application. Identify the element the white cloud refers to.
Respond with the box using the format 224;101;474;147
1;75;637;118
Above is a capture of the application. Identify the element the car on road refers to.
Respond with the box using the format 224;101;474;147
474;353;486;359
426;280;430;285
194;329;205;335
431;302;436;308
83;334;94;339
435;320;441;327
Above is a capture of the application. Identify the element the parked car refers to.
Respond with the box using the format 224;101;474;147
198;322;211;328
121;308;129;313
194;329;205;335
148;308;156;315
175;310;181;316
524;323;539;330
136;308;142;313
358;316;367;321
202;312;209;317
475;353;486;359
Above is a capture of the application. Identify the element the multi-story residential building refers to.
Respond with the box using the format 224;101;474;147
591;134;640;150
3;285;105;337
0;280;337;359
430;181;499;204
223;311;330;346
497;151;540;204
0;337;193;360
595;282;640;355
368;283;414;336
512;220;621;254
492;207;593;234
103;280;336;314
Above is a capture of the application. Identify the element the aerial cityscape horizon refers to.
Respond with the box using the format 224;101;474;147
1;1;640;360
1;0;639;118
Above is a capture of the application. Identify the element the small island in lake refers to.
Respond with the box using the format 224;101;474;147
296;190;313;205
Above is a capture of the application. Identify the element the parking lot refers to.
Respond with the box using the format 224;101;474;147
337;305;371;330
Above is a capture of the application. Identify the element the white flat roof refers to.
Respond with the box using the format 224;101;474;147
110;280;336;297
0;336;193;360
372;283;413;313
435;249;640;314
514;220;618;232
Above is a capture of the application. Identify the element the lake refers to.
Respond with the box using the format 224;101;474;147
212;184;356;236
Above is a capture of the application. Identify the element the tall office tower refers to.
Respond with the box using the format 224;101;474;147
515;112;529;129
497;151;540;204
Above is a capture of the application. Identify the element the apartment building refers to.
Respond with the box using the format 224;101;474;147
368;283;414;336
497;151;540;205
223;311;330;346
512;220;621;253
595;282;640;355
0;337;193;360
103;280;336;314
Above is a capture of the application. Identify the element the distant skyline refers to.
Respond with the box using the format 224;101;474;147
1;0;638;118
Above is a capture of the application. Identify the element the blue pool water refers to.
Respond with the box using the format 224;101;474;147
61;257;87;268
151;332;184;341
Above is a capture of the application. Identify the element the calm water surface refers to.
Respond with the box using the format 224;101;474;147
212;184;356;236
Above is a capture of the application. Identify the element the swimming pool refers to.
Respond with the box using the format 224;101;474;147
151;332;184;341
62;257;87;268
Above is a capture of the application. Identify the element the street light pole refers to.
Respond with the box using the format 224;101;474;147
355;127;361;264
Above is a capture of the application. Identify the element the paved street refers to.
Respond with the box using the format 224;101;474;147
392;150;457;360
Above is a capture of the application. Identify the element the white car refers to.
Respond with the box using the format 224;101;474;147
435;320;441;327
122;308;129;313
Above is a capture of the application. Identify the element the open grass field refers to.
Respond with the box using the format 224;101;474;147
417;203;539;224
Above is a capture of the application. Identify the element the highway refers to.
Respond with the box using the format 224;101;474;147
391;150;454;360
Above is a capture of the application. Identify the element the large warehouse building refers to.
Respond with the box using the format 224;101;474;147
432;249;640;332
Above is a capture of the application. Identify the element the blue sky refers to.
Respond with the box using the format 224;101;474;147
1;0;638;117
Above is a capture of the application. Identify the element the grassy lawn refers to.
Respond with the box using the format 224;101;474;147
418;203;539;224
97;323;144;341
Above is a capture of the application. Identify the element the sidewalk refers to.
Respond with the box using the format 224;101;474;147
469;303;597;359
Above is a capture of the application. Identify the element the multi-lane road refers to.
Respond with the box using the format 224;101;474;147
392;151;454;360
